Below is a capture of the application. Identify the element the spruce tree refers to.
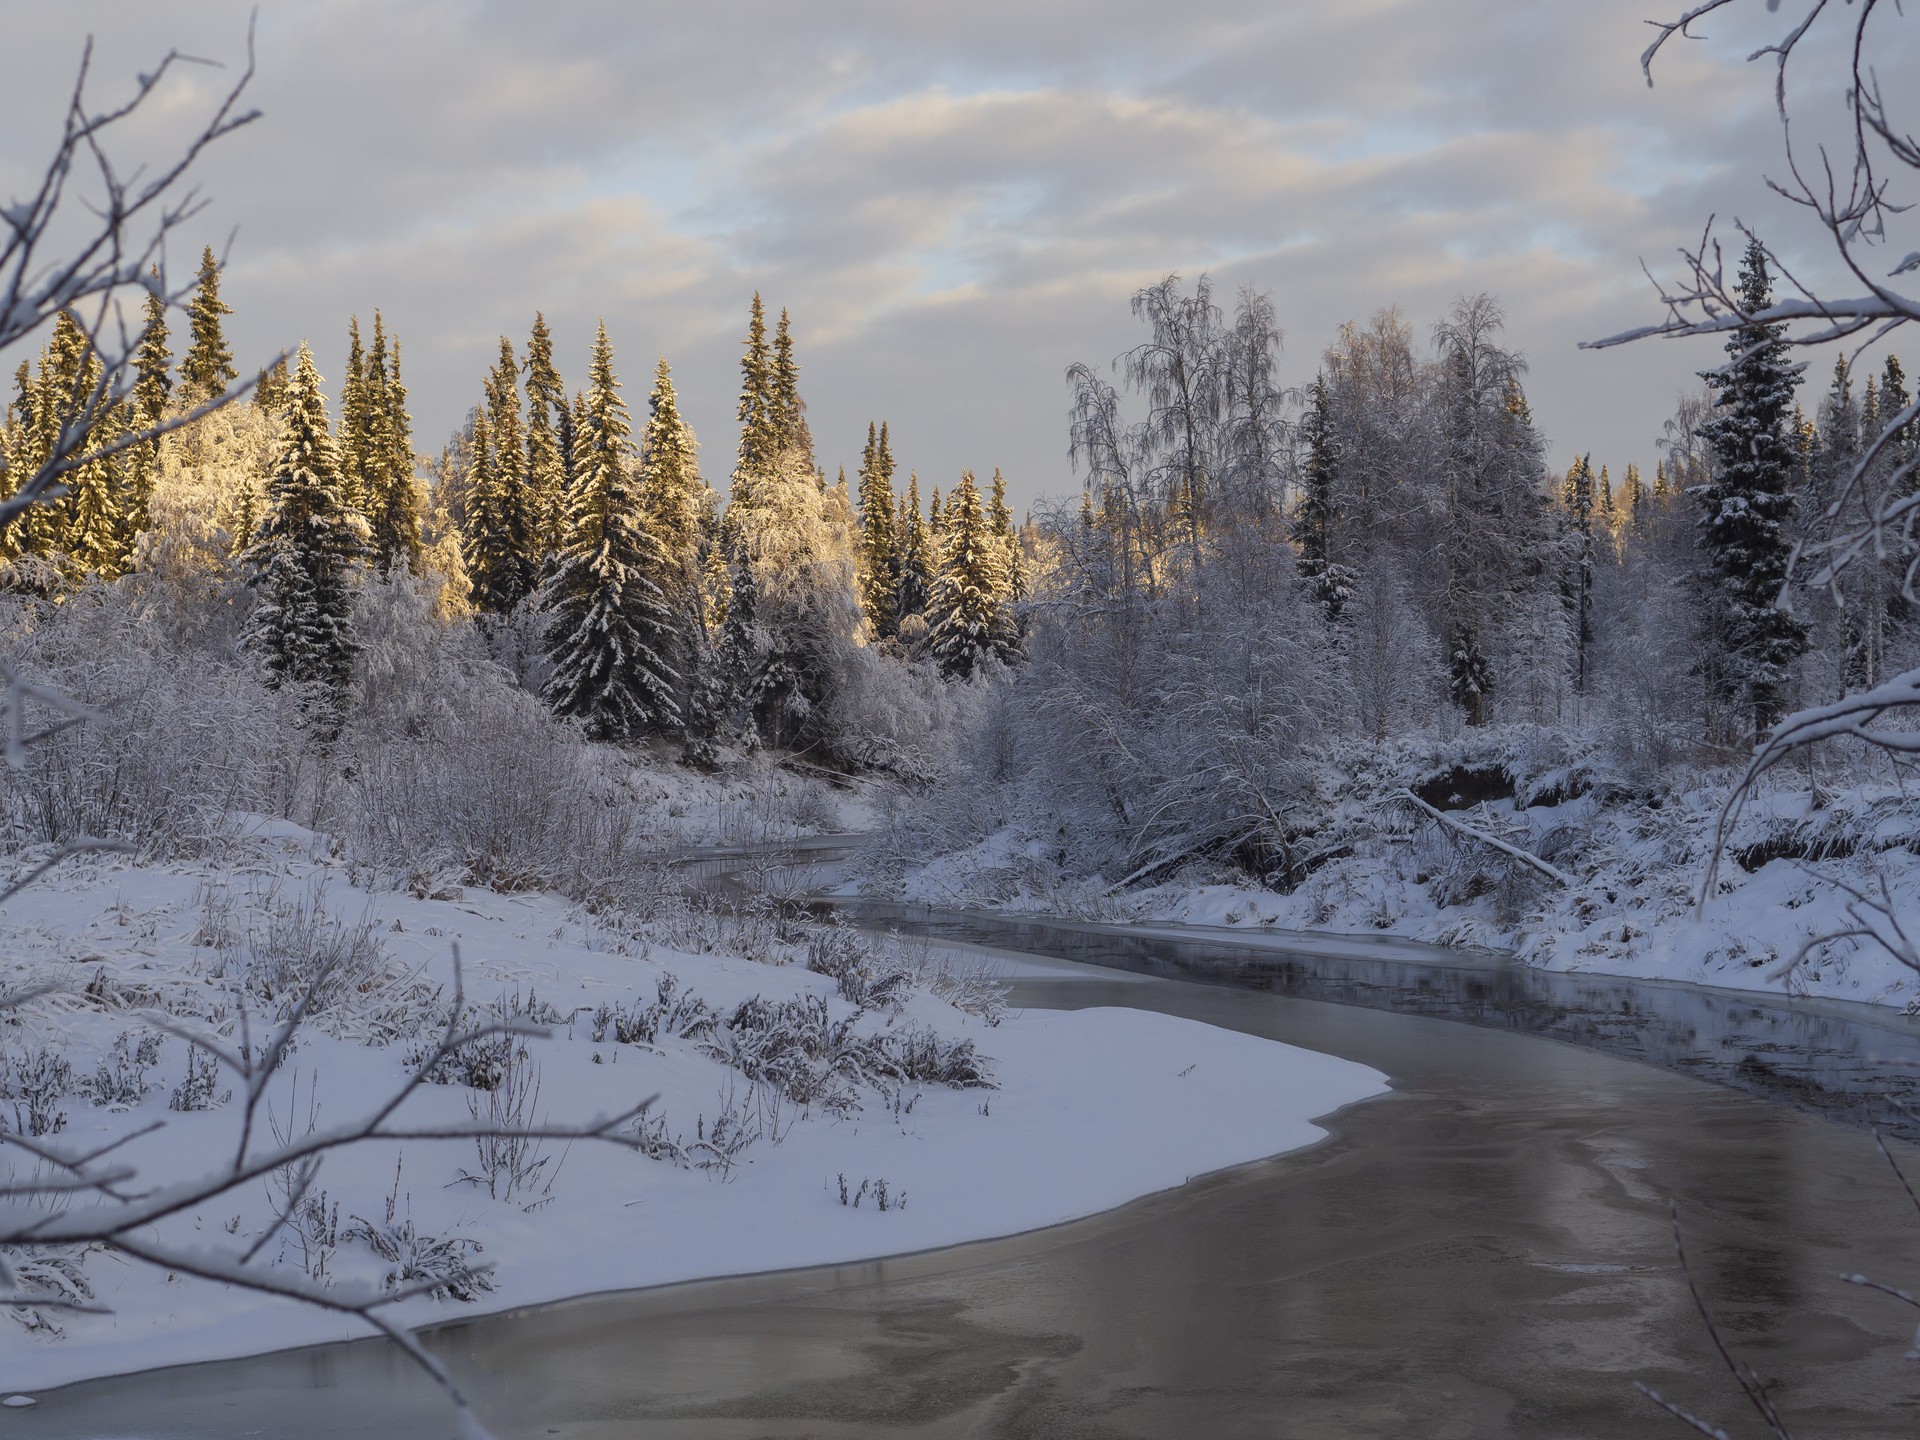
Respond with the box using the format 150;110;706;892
179;247;238;404
714;556;760;740
524;313;567;558
770;307;813;465
122;281;172;551
540;323;681;738
1564;454;1597;695
253;356;290;415
638;357;707;707
464;340;538;613
338;316;370;512
368;325;422;576
730;294;779;517
1621;462;1645;527
639;358;705;563
38;311;125;578
985;467;1023;659
241;343;370;707
1696;235;1809;735
564;391;588;503
895;472;931;624
855;421;899;636
1295;371;1351;620
926;470;1007;679
1880;356;1917;635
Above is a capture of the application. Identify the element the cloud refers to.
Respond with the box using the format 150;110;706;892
4;0;1912;507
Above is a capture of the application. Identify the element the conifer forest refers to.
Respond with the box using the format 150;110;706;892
6;5;1920;1438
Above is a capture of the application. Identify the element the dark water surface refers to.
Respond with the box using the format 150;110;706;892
845;902;1920;1143
16;912;1920;1438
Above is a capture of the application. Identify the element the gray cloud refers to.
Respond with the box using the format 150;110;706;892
5;1;1912;510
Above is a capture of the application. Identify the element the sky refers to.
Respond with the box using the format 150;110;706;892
2;2;1908;512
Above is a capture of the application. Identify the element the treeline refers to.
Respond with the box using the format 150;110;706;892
890;255;1920;891
0;259;1027;768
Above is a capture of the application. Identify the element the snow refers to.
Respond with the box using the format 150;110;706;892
875;758;1920;1013
0;844;1384;1393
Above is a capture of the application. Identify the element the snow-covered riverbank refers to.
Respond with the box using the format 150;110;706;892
0;833;1384;1394
868;731;1920;1013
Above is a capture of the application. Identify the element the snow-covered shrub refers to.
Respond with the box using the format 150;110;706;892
267;1181;341;1286
200;878;422;1040
456;1041;553;1205
340;675;647;897
169;1045;227;1112
704;991;995;1116
1;1046;72;1136
874;1024;993;1089
627;1109;685;1166
805;928;911;1012
911;948;1009;1027
684;1086;759;1178
1;1244;94;1335
0;594;309;859
346;1175;494;1303
704;994;867;1116
810;643;990;779
590;972;717;1048
77;1031;164;1108
408;1026;515;1092
486;985;568;1028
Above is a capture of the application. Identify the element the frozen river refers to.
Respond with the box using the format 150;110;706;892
17;905;1920;1438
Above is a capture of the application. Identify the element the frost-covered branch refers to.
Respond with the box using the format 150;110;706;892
0;947;656;1438
0;23;270;538
1591;2;1920;607
1398;789;1573;886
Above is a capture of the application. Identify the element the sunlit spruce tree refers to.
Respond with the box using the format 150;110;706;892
179;246;238;405
366;319;421;576
241;343;370;707
894;472;931;624
729;293;779;521
524;312;567;560
464;338;539;613
36;310;124;579
856;421;899;637
338;316;370;513
122;279;172;551
926;469;1008;679
986;467;1025;651
540;323;680;739
639;357;709;713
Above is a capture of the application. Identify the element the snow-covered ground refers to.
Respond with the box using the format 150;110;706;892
0;828;1384;1393
873;736;1920;1012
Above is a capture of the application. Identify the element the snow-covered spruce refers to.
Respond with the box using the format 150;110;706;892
538;322;681;739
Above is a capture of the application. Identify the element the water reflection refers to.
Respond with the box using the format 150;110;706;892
841;902;1920;1143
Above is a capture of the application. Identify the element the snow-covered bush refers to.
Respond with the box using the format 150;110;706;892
339;675;645;897
168;1046;227;1112
591;972;717;1047
201;878;410;1034
346;1173;494;1304
407;1027;515;1092
1;1046;72;1136
76;1032;163;1108
457;1042;554;1205
0;595;309;858
1;1245;94;1335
